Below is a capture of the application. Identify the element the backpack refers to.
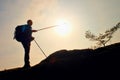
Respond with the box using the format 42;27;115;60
14;25;26;42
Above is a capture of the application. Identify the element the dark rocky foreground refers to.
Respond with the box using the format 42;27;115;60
0;42;120;80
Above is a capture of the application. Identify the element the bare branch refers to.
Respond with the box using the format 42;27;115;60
85;22;120;48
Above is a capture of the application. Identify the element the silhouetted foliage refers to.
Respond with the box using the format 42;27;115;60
85;22;120;48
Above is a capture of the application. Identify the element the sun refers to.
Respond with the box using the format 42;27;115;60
54;20;71;36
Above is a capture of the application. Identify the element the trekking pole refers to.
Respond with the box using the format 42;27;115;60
37;23;66;31
34;39;47;58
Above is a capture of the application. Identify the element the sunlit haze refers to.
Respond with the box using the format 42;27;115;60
54;19;72;36
0;0;120;70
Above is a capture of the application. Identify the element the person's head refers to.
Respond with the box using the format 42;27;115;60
27;19;33;26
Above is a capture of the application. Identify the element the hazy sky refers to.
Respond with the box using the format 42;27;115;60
0;0;120;70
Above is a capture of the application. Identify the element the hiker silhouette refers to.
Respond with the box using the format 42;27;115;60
19;19;37;68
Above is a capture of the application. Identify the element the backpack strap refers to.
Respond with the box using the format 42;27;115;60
21;25;27;32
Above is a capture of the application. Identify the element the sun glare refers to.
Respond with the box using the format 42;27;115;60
54;20;71;36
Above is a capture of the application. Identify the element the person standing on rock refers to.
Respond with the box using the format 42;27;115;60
14;19;37;68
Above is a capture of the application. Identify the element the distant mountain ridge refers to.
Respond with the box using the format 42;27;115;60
0;42;120;80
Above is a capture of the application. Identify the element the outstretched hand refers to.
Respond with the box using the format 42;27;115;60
32;30;38;32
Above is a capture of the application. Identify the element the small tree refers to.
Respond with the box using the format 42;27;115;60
85;22;120;48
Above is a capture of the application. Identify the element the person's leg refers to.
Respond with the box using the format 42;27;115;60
21;41;31;68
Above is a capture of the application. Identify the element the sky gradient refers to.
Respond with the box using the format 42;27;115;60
0;0;120;70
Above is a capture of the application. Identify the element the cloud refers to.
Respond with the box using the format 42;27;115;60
0;0;31;26
23;0;58;22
